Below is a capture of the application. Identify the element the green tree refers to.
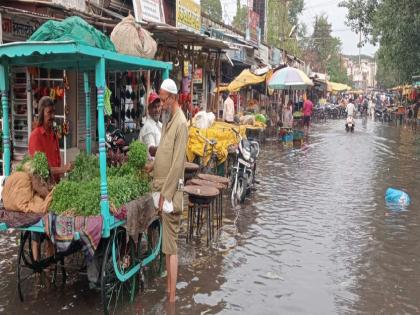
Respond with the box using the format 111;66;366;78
266;0;302;58
305;14;350;83
202;0;223;22
232;0;248;31
340;0;420;86
288;0;304;26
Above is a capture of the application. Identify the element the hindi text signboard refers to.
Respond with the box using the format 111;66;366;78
133;0;165;23
176;0;201;33
1;13;40;42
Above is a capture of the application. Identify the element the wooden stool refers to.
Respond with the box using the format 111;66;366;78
184;162;200;181
184;185;219;246
197;174;229;229
190;179;226;232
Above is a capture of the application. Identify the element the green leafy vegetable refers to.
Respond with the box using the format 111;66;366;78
32;152;50;181
127;141;147;170
68;152;99;181
15;155;31;172
51;151;151;216
16;153;49;180
51;174;150;215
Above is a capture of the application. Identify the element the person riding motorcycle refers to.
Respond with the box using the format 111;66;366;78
346;99;356;118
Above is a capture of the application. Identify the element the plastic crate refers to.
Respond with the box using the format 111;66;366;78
282;133;293;142
293;130;304;141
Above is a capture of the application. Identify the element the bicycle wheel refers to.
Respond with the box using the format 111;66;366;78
138;218;163;278
17;231;59;302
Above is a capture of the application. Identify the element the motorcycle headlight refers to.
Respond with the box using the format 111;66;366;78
240;143;251;160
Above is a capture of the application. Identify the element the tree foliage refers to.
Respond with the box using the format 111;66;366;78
288;0;305;26
305;14;350;84
266;0;303;58
340;0;420;87
202;0;223;22
232;0;248;32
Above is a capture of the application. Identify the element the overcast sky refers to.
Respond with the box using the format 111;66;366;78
220;0;377;57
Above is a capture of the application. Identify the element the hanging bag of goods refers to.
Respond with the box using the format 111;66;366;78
110;14;157;59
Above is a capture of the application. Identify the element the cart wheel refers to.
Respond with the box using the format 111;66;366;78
148;219;163;277
101;228;136;315
52;257;66;288
17;231;34;301
17;231;38;302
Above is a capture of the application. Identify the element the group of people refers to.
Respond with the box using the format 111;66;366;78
281;97;314;135
26;78;188;303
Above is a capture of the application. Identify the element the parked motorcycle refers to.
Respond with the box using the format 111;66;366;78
345;116;355;133
230;128;260;207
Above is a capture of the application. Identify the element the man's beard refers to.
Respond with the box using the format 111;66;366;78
161;107;173;125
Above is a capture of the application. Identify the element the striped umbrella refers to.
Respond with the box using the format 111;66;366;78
268;66;313;90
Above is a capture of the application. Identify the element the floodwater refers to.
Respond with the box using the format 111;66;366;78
0;119;419;314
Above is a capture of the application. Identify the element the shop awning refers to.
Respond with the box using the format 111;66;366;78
214;85;230;93
327;81;351;92
347;90;364;94
228;69;269;92
146;24;231;50
391;84;412;91
0;41;172;72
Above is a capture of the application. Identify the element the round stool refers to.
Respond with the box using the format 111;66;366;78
190;179;226;233
197;174;229;229
184;185;219;246
184;162;200;181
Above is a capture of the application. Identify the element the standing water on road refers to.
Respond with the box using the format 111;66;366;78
0;119;419;314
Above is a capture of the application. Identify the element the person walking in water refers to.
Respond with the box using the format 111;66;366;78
303;97;314;135
283;100;294;128
146;79;188;303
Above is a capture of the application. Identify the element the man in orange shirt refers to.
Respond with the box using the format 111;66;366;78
28;96;72;261
28;96;71;177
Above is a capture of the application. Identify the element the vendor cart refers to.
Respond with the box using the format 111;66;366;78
0;41;172;315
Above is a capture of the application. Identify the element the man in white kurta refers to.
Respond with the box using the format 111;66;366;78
223;93;235;123
139;92;162;158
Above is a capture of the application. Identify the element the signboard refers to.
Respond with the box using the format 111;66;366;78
1;13;40;43
246;9;260;45
132;0;165;23
270;47;282;66
193;68;202;84
258;44;269;65
176;0;201;33
228;46;246;63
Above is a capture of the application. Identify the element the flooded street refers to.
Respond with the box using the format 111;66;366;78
1;119;419;314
